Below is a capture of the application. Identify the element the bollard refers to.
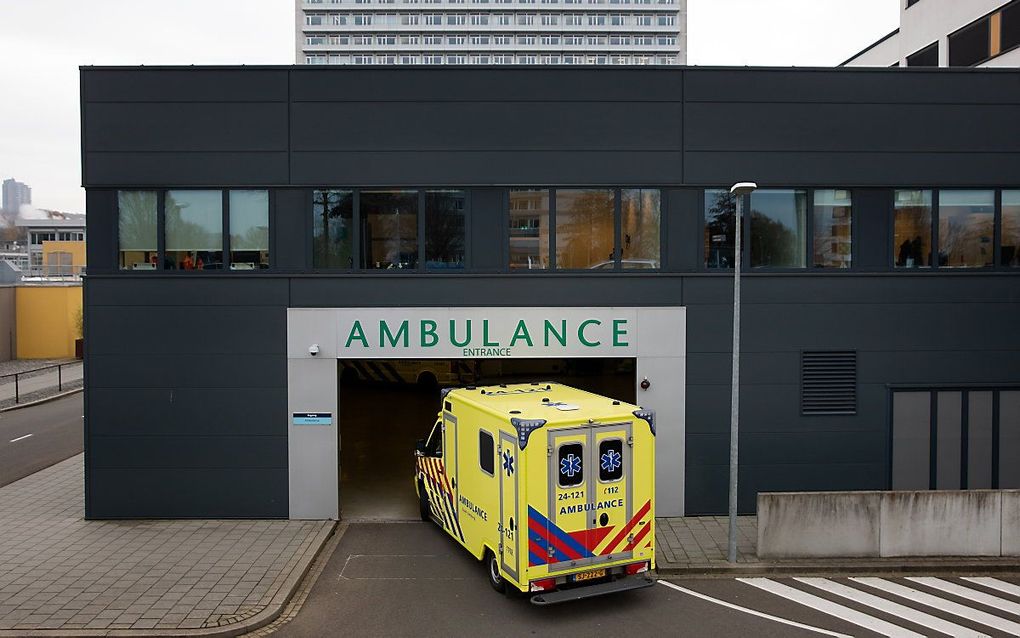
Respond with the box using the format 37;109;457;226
58;365;62;391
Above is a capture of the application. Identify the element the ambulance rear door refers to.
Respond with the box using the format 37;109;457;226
498;431;520;583
589;422;635;565
543;426;595;571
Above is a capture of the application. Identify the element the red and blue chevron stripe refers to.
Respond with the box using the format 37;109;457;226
528;506;593;566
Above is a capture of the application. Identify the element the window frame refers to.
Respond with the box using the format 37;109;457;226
115;188;274;274
597;437;625;483
699;186;857;273
556;441;585;488
890;188;1005;271
506;186;663;274
307;187;472;274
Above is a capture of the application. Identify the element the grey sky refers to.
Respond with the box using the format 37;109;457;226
0;0;898;214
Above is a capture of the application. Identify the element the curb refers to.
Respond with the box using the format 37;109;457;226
659;558;1020;578
0;522;339;638
1;388;83;412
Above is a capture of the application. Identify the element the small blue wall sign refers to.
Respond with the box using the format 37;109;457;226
292;412;333;426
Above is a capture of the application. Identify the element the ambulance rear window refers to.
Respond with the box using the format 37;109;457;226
557;443;584;487
599;439;624;482
479;430;495;476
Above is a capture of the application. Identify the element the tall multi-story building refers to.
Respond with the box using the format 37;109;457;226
296;0;686;66
843;0;1020;67
2;178;31;214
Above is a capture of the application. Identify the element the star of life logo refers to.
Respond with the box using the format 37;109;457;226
560;453;582;478
502;449;514;476
601;449;622;473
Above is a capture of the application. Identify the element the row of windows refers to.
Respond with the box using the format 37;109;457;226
307;33;678;45
29;231;84;245
307;12;677;25
476;429;624;485
307;0;677;7
113;187;1020;273
705;188;1020;270
306;53;677;63
117;191;269;271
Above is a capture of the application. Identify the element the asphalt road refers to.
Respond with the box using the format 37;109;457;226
0;393;83;487
273;522;1020;638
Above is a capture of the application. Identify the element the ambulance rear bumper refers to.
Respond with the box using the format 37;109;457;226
529;575;656;606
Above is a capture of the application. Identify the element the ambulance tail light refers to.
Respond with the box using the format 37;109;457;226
530;578;556;592
625;561;649;576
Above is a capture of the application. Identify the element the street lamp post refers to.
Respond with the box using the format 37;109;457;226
727;181;757;564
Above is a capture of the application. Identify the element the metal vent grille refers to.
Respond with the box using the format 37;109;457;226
801;351;857;415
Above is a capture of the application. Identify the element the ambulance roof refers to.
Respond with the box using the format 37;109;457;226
445;382;643;425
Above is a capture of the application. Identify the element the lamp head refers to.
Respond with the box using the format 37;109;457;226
730;182;758;197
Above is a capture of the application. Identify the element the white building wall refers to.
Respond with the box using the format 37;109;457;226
845;0;1014;67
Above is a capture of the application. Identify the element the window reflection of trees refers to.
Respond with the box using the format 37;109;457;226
621;189;660;268
361;191;417;269
425;191;465;270
705;190;736;269
165;191;222;270
313;190;353;269
118;191;157;270
750;190;806;268
556;189;614;269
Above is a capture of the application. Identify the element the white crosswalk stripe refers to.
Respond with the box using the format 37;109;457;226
906;577;1020;616
963;577;1020;600
737;578;927;638
793;577;990;638
852;576;1020;635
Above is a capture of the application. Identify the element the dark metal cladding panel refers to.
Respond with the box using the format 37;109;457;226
88;354;286;389
685;102;1020;153
81;68;289;103
86;277;290;306
683;67;1020;104
291;102;683;151
90;436;287;469
89;388;287;437
289;67;684;102
274;189;310;272
85;189;117;274
85;103;289;152
468;189;507;273
87;468;288;518
854;188;893;270
664;189;699;272
86;306;286;355
288;275;685;307
84;152;290;188
290;150;684;186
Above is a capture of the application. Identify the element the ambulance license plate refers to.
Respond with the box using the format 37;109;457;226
570;568;606;583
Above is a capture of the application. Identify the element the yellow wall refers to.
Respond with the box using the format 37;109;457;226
16;285;83;359
42;240;87;271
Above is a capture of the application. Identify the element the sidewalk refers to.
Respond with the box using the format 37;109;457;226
656;516;1020;576
0;455;334;636
0;360;83;409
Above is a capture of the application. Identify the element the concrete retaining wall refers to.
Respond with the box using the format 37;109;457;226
758;490;1019;559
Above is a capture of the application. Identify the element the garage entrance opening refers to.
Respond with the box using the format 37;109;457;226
337;358;636;520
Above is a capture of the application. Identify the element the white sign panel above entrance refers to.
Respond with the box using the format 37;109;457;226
287;307;685;360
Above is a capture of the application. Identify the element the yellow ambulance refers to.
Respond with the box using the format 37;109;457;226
414;382;656;604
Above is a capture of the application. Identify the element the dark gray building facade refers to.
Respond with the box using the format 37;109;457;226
81;65;1020;519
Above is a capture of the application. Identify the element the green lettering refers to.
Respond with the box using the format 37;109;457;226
612;319;629;347
450;319;471;348
578;319;602;347
345;321;369;348
483;320;499;346
380;320;409;348
421;320;438;347
544;319;567;347
509;320;533;347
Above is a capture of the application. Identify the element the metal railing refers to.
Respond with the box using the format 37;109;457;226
0;360;83;405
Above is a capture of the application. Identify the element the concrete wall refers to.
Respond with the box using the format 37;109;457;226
759;490;1020;559
16;285;83;359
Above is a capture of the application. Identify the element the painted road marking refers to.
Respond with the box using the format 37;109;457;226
853;577;1020;635
962;577;1020;599
906;577;1020;616
657;581;852;638
795;577;990;638
738;578;926;638
9;433;33;443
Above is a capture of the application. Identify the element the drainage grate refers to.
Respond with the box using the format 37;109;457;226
801;351;857;415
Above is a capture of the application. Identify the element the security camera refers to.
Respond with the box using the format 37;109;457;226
309;344;320;357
